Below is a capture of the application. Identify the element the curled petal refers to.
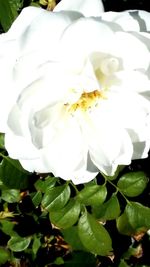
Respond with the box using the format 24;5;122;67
54;0;104;16
101;10;150;32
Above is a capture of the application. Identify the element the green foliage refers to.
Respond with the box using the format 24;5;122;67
0;156;31;189
119;259;130;267
1;189;20;203
0;0;41;32
0;0;18;31
41;184;71;211
8;236;31;251
32;235;41;257
117;202;150;235
50;199;80;229
78;211;112;256
62;226;86;251
0;247;10;264
77;184;107;206
126;202;150;231
0;133;5;149
93;194;120;220
34;176;57;192
117;171;148;197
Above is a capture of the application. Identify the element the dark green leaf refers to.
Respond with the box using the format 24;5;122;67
0;179;6;190
50;199;80;229
42;184;70;211
1;189;20;203
77;185;107;206
3;156;29;173
0;157;31;189
0;0;18;31
8;236;31;252
78;211;112;256
0;133;5;149
117;172;148;197
32;191;42;207
93;195;120;220
0;247;10;264
62;226;86;251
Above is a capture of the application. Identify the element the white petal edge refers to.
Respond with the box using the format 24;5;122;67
54;0;104;17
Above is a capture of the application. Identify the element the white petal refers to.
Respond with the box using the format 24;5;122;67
41;116;87;178
101;10;150;32
114;71;150;93
82;113;133;176
20;158;48;173
54;0;104;17
17;10;82;56
70;169;98;185
5;7;43;37
60;17;115;61
138;10;150;31
113;32;150;70
101;11;140;31
5;131;39;160
132;141;150;159
0;7;83;133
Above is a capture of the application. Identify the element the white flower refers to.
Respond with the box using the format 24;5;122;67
0;0;150;184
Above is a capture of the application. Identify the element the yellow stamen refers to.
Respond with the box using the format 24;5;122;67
65;90;105;113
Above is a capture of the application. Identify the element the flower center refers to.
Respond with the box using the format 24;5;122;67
65;90;104;113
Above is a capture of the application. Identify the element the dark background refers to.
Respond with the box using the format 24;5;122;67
103;0;150;11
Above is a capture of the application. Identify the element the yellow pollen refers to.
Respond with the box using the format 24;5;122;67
65;90;104;113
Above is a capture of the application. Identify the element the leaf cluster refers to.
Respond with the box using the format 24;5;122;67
0;133;150;266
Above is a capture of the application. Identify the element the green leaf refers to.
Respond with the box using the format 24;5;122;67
0;133;5;149
42;184;70;211
119;259;130;267
125;202;150;231
62;226;86;251
117;171;148;197
32;191;42;207
93;195;120;220
8;236;31;252
78;211;112;256
2;156;29;173
34;176;57;193
0;219;15;236
1;189;20;203
0;247;10;264
0;179;6;190
50;199;80;229
32;236;41;256
77;185;107;206
54;257;64;265
0;0;18;31
0;157;31;189
117;212;135;236
117;202;150;236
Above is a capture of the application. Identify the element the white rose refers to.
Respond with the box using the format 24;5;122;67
0;0;150;184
